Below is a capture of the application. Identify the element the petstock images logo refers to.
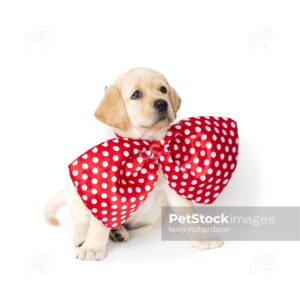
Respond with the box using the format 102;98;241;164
161;206;300;241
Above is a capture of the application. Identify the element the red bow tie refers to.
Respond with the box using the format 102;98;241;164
69;116;239;228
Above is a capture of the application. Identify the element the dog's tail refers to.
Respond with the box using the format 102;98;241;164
44;191;66;226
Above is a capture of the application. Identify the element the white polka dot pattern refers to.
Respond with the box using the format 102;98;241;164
69;116;239;228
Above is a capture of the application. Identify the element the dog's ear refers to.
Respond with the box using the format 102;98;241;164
95;86;129;131
169;86;181;117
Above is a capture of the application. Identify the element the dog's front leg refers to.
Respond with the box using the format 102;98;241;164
76;216;110;261
166;187;224;250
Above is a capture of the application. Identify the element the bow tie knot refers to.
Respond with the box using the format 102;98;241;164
146;140;164;159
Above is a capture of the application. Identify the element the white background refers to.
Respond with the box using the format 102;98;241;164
0;0;299;299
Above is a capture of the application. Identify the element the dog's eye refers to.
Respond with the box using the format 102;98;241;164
131;90;142;100
160;86;167;94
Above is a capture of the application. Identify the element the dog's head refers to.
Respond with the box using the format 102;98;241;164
95;68;181;133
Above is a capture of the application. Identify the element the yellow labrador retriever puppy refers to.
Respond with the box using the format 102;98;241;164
45;68;223;261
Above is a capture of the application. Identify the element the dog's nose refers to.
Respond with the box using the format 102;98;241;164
153;99;168;112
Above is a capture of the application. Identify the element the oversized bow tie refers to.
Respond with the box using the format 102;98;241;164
69;116;239;228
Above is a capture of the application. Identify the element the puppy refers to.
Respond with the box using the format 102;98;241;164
44;68;223;261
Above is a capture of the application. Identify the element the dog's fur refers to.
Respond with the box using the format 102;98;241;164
45;68;223;260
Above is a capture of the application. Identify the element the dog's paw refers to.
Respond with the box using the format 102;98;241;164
191;239;224;250
74;222;89;247
74;232;86;248
109;226;129;242
76;245;106;261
